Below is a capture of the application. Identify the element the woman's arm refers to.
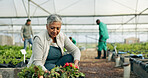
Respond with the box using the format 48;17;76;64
32;37;47;71
63;34;81;65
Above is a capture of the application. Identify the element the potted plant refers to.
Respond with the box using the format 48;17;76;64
18;63;85;78
17;64;44;78
45;63;85;78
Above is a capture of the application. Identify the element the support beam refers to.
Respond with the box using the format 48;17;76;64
1;23;148;26
28;0;30;19
123;8;148;25
30;0;51;14
0;13;148;18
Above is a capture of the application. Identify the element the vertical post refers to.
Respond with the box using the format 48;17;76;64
124;57;130;64
86;35;87;49
122;16;124;42
115;55;121;67
94;0;96;15
28;0;30;19
135;15;138;39
77;33;79;47
12;25;15;45
11;18;15;45
147;30;148;42
24;54;26;63
135;0;138;39
93;0;96;25
123;63;130;78
96;34;98;50
53;0;56;13
108;52;113;61
122;16;123;36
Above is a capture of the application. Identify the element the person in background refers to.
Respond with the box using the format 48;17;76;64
69;37;76;45
21;19;34;50
95;19;109;59
27;14;81;73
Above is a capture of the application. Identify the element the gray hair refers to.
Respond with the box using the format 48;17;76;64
47;14;62;25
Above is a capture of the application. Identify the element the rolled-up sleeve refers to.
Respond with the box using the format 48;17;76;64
64;35;81;61
32;37;47;71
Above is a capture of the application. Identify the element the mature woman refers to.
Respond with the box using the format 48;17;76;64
27;14;81;73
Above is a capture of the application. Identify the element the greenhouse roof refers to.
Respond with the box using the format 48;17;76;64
0;0;148;17
0;0;148;33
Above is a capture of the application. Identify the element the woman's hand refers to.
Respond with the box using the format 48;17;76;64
45;70;50;74
74;60;79;69
39;70;49;78
39;76;44;78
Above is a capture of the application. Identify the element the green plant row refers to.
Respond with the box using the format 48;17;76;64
0;45;32;65
107;43;148;51
107;43;148;58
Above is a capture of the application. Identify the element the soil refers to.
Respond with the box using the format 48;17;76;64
79;48;139;78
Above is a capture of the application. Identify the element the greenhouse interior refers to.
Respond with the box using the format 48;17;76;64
0;0;148;78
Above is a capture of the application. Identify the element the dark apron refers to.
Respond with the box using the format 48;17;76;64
44;46;62;71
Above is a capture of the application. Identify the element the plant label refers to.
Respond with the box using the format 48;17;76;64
20;49;26;54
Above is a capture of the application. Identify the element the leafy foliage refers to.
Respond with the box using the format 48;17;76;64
107;43;148;58
17;64;44;78
47;63;85;78
0;45;32;65
18;63;85;78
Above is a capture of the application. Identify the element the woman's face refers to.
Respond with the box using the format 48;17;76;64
46;21;61;38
